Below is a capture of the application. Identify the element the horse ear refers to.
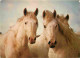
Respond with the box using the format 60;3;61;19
53;10;56;18
57;14;60;18
43;10;46;18
34;8;38;16
23;8;27;16
65;14;69;21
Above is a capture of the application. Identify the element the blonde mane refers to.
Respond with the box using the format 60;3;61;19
57;14;70;27
17;16;24;22
58;20;80;48
17;12;38;23
58;15;64;19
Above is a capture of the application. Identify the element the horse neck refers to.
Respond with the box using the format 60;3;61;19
10;22;21;34
16;23;28;47
52;31;69;53
42;29;48;41
57;31;68;46
58;20;80;47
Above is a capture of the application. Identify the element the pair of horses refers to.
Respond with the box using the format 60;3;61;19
29;10;80;58
0;8;80;58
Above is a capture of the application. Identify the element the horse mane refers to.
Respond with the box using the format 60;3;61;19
58;15;64;19
58;20;79;45
17;12;38;23
17;16;24;22
58;15;74;31
16;12;33;22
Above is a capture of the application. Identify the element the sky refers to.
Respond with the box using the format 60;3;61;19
0;0;80;35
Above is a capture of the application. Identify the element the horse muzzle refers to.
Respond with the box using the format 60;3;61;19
29;37;36;44
48;40;57;48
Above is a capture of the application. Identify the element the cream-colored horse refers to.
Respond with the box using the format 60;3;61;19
57;14;80;36
28;10;57;58
43;10;80;58
57;14;69;27
0;8;38;58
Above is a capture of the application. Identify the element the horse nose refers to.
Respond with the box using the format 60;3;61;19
49;40;57;48
54;41;57;45
29;37;36;41
29;37;35;44
48;41;51;45
34;37;36;40
51;41;57;45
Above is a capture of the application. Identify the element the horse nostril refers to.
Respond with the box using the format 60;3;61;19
54;41;57;44
34;37;36;40
44;25;46;28
48;41;51;44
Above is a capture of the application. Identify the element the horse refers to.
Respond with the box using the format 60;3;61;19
28;10;57;58
0;8;38;58
57;14;80;37
43;10;80;58
57;14;69;27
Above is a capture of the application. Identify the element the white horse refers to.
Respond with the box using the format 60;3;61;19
43;10;80;58
57;14;80;36
0;8;38;58
28;10;57;58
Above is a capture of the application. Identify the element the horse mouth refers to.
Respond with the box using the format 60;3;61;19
29;40;35;44
29;37;36;44
49;41;57;48
30;42;35;44
50;45;55;48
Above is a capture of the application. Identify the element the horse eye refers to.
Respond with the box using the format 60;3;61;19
44;25;46;28
25;22;27;24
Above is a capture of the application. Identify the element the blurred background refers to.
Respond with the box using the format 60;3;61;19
0;0;80;35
